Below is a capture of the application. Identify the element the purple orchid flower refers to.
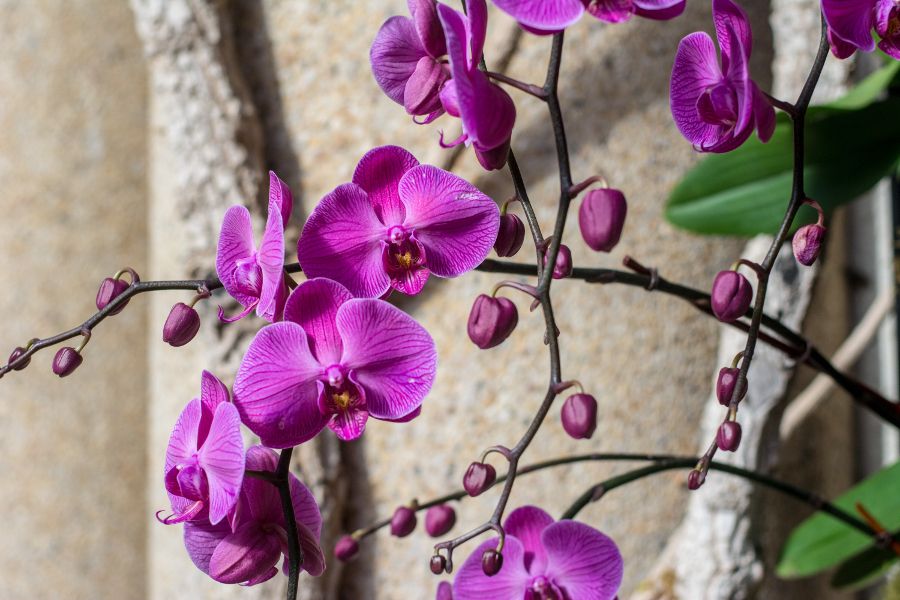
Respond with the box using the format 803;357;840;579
822;0;900;59
232;277;437;446
452;506;623;599
437;0;517;170
159;371;245;526
371;0;451;121
670;0;776;153
216;171;293;323
297;145;499;297
182;445;325;586
491;0;685;33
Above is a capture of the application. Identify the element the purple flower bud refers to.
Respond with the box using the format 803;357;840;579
425;504;457;537
334;535;359;562
716;367;746;406
792;223;826;266
481;549;503;576
579;188;628;252
95;277;131;315
467;295;518;350
544;244;573;279
436;581;453;600
8;347;30;371
390;506;417;538
717;421;742;452
687;470;705;490
52;347;82;377
710;270;753;322
430;554;447;575
494;213;525;257
463;462;496;497
561;393;598;439
163;302;201;347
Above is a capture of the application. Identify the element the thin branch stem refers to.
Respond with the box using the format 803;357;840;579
277;448;303;600
485;71;547;99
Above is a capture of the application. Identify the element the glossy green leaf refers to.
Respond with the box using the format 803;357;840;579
831;544;898;590
777;460;900;579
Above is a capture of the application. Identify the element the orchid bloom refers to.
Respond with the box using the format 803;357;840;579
297;145;499;297
670;0;775;153
182;445;325;586
452;506;623;599
437;0;517;170
491;0;685;32
822;0;900;59
216;171;293;323
371;0;450;121
159;371;245;526
233;278;437;446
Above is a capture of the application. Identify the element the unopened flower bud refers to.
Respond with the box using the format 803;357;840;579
717;421;742;452
8;347;30;371
792;223;826;266
430;554;447;575
544;244;573;279
481;549;503;576
334;535;359;562
163;303;201;347
467;295;518;349
494;214;525;257
436;581;453;599
710;270;752;322
561;393;598;439
716;367;746;406
52;347;82;377
463;462;496;497
687;470;705;490
425;504;457;537
579;188;627;252
390;506;417;538
96;277;131;315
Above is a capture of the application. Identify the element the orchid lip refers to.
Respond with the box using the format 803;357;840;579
324;364;345;387
387;225;409;243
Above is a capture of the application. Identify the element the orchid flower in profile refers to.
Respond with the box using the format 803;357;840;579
371;0;450;121
297;145;499;297
670;0;775;153
452;506;623;599
822;0;900;59
159;371;244;526
491;0;685;33
182;445;325;586
215;171;293;323
437;0;517;170
233;278;437;446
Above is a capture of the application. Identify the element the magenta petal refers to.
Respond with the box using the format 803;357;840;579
352;145;419;226
453;537;530;600
390;262;431;295
822;0;877;53
404;57;449;116
371;16;428;105
586;0;635;24
184;518;231;575
752;83;775;143
200;370;229;413
328;404;369;441
268;171;293;227
199;402;245;525
464;0;488;68
216;206;259;308
336;298;436;420
209;522;282;585
244;566;278;586
165;399;201;470
436;582;453;600
713;0;753;70
670;32;725;149
289;471;324;540
876;1;900;59
233;322;330;448
490;0;584;31
828;27;859;58
543;521;623;600
293;519;327;577
633;0;685;20
398;165;500;277
504;506;554;574
297;183;391;299
256;206;285;321
409;0;447;57
720;22;753;137
283;278;353;366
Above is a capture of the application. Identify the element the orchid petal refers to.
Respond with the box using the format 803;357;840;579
876;1;900;59
209;521;282;585
504;505;554;573
371;16;428;105
713;0;753;70
200;370;229;413
543;520;623;600
453;537;531;600
293;519;327;577
828;27;858;58
409;0;447;57
216;206;259;308
751;83;775;143
165;399;201;470
199;402;245;525
721;22;753;137
586;0;635;24
243;566;278;586
283;278;353;366
352;145;419;226
822;0;877;53
256;206;285;321
327;404;369;441
464;0;488;69
404;57;449;116
490;0;584;31
289;470;324;540
670;32;725;149
268;171;293;227
633;0;686;20
184;518;231;575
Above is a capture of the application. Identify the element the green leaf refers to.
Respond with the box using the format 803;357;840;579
824;61;900;110
776;460;900;579
830;545;898;590
666;99;900;236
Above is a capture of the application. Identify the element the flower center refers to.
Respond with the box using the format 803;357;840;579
385;238;425;275
527;576;563;600
233;255;263;296
332;389;352;410
324;364;345;387
387;225;409;244
697;83;738;127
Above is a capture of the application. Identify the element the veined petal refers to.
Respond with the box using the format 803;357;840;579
670;32;726;149
297;183;391;299
633;0;685;20
464;0;488;69
165;399;201;472
713;0;753;70
822;0;877;53
289;470;324;540
293;519;327;577
283;278;353;366
504;506;554;574
404;57;450;116
371;16;429;105
398;165;500;277
216;206;259;308
200;370;230;413
268;171;293;227
490;0;584;31
328;404;369;440
876;1;900;59
256;206;285;321
544;520;623;599
243;445;281;523
233;322;330;448
828;27;858;58
184;518;231;575
721;22;753;136
453;537;531;600
586;0;635;24
337;298;436;420
409;0;447;57
352;145;419;226
209;521;282;585
751;82;775;143
199;402;245;525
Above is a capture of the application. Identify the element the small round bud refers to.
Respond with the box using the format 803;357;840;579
494;213;526;257
334;535;359;562
8;347;31;371
425;504;457;537
687;470;705;490
792;223;826;266
436;581;453;600
544;244;573;279
579;188;627;252
561;393;598;440
481;549;503;576
710;270;753;322
163;303;201;347
716;367;746;406
390;506;417;538
95;277;131;315
52;347;83;378
717;421;743;452
467;295;518;350
463;462;496;497
430;554;447;575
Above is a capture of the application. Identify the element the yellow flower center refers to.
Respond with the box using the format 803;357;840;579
332;390;352;410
